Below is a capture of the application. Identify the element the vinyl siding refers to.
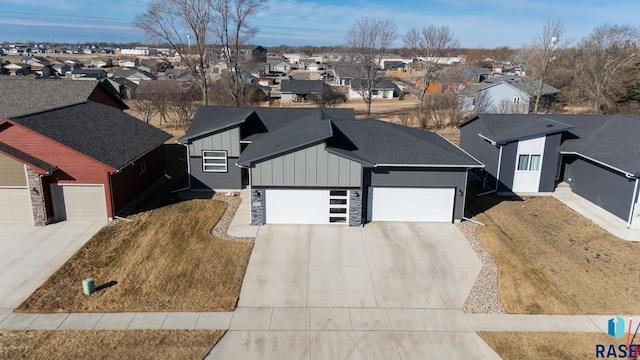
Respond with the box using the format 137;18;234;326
251;143;361;187
498;141;517;191
0;153;27;186
190;156;242;190
365;167;468;220
189;127;241;157
564;156;635;220
539;133;562;192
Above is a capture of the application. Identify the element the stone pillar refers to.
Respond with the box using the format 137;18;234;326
250;188;265;226
26;167;46;226
349;189;362;226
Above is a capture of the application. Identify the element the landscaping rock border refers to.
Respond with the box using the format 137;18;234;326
457;220;506;314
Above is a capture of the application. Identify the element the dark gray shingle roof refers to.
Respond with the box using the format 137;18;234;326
178;107;355;143
0;78;123;118
237;116;333;166
0;142;57;173
482;76;559;96
9;101;171;170
280;80;325;94
328;120;482;167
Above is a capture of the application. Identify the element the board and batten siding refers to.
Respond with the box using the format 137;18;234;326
189;127;241;157
539;133;562;192
251;144;361;187
563;156;635;221
365;167;468;220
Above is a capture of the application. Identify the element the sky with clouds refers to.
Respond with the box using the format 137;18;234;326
0;0;637;48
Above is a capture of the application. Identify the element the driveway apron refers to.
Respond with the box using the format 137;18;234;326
210;222;500;359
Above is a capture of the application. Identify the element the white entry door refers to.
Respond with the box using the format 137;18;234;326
512;137;546;193
367;187;455;222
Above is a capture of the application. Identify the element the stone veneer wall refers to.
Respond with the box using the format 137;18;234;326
26;167;46;226
349;189;362;226
250;188;265;226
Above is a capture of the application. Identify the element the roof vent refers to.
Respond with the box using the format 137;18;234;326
546;124;553;127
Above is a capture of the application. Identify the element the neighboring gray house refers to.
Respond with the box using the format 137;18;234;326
280;80;331;103
349;79;399;100
474;76;559;114
459;114;640;229
177;107;483;226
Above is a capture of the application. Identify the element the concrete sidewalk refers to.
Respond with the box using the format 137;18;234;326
554;185;640;241
0;307;619;333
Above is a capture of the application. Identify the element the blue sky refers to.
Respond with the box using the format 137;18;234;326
0;0;637;48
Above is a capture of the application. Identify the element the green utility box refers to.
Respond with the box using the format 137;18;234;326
82;278;95;295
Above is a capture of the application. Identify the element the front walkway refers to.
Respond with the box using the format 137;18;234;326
553;184;640;241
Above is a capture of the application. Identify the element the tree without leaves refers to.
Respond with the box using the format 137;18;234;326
344;17;398;116
574;24;640;113
210;0;268;106
529;18;569;113
134;0;214;105
403;25;460;106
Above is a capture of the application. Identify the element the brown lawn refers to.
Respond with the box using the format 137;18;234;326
478;332;637;360
0;330;223;360
468;194;640;315
16;199;253;312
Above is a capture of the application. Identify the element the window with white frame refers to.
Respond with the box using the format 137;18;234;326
517;154;541;171
202;150;227;172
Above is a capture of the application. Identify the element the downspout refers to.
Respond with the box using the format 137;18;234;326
108;172;116;222
627;178;639;229
478;145;503;196
171;143;192;193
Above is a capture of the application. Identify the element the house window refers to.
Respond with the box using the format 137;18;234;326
513;97;521;104
203;150;227;172
138;162;146;175
517;154;541;171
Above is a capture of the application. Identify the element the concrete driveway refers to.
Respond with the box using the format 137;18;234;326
238;222;482;309
0;221;105;309
210;222;500;359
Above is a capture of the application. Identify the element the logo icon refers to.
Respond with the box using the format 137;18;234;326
609;315;626;339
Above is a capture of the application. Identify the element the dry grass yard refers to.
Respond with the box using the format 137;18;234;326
0;330;223;360
468;194;640;315
478;332;632;360
16;199;253;313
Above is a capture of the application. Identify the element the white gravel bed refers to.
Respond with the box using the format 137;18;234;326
457;220;506;314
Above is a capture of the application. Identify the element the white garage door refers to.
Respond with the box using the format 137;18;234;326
265;189;349;224
367;187;455;222
50;184;108;221
0;187;33;224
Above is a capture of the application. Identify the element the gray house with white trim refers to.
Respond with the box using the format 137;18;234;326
459;114;640;229
178;107;483;226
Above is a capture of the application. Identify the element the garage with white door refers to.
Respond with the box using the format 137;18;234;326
367;187;455;222
265;189;349;225
0;187;33;224
50;184;108;221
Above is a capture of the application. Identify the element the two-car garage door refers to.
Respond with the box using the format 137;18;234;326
367;187;455;222
262;187;455;224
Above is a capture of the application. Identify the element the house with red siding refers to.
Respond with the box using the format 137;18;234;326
0;100;171;225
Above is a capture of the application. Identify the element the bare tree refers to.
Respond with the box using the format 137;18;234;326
134;0;214;105
344;17;398;116
310;85;347;108
403;25;460;106
574;24;640;112
129;99;158;124
529;18;569;113
210;0;268;106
